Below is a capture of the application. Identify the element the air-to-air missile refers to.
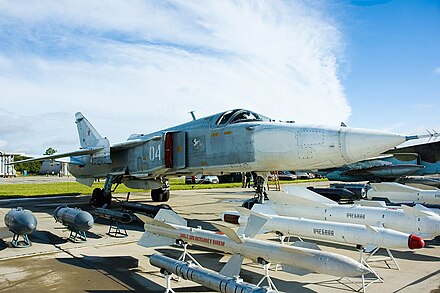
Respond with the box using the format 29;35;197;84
150;254;273;293
53;206;94;242
222;205;425;252
121;202;173;217
367;182;440;205
137;209;371;290
4;207;37;248
93;207;133;224
93;206;133;237
264;186;440;239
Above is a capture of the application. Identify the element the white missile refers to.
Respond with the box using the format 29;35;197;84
367;182;440;205
265;186;440;239
137;209;371;279
222;205;425;252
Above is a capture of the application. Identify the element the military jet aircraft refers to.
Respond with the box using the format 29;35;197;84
12;109;435;206
317;140;440;182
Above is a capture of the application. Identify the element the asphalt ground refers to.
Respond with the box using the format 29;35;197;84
0;182;439;293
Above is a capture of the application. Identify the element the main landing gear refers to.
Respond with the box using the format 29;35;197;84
151;181;170;202
90;175;171;207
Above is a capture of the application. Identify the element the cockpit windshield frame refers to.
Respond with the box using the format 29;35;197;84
215;109;270;125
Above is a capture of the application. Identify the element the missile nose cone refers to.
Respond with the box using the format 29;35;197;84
341;129;406;163
356;262;372;276
408;234;425;249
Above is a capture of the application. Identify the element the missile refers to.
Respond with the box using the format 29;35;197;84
121;202;173;217
93;207;133;224
222;205;425;252
367;182;440;205
137;209;371;279
150;254;272;293
265;186;440;239
54;206;94;241
4;207;37;248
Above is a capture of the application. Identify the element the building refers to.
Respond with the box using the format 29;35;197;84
0;151;21;177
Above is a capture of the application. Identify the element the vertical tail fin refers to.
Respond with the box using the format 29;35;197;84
75;112;111;164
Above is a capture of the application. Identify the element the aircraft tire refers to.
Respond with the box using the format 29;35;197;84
151;188;170;202
161;190;170;202
151;188;163;202
91;188;106;207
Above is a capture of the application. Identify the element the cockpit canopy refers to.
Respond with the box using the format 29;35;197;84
216;109;271;125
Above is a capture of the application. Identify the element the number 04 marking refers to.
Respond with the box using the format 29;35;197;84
149;144;161;161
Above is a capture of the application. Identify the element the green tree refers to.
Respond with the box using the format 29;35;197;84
44;147;57;155
13;155;42;174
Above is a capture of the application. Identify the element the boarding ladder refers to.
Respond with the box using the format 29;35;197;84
267;171;281;191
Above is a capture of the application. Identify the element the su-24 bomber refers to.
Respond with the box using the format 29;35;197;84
11;109;438;206
264;186;440;239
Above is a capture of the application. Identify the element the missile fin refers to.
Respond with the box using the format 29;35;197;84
137;231;174;248
212;223;243;244
250;204;278;215
282;264;313;276
371;182;419;192
364;244;378;253
235;207;252;217
270;186;335;207
135;213;177;230
402;205;430;217
413;204;435;213
243;213;268;238
155;209;187;226
292;241;321;251
365;225;378;233
219;254;244;277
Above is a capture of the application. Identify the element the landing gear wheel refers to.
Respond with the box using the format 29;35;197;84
151;188;170;202
90;188;105;207
90;188;111;207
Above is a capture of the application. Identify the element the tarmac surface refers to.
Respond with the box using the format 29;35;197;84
0;180;439;293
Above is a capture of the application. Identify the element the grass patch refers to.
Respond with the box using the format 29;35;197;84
0;178;326;198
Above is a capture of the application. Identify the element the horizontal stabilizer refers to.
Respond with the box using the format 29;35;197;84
282;264;313;276
155;209;187;226
9;147;105;165
402;205;430;217
137;231;174;248
370;182;420;193
219;254;244;277
268;187;335;207
212;223;243;244
292;241;321;251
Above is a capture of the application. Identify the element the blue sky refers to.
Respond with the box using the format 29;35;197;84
0;0;438;154
341;0;440;132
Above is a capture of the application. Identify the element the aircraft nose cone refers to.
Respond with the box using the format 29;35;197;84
340;128;406;163
408;234;425;249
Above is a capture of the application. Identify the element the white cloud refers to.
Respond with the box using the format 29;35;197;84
0;0;350;154
434;67;440;74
